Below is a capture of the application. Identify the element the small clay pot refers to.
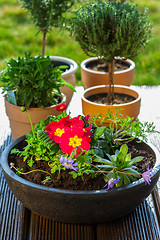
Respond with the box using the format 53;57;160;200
82;85;141;126
5;95;66;140
81;57;135;89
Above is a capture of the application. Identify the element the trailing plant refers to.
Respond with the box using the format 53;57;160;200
0;53;74;108
19;0;81;56
10;105;157;190
69;0;152;103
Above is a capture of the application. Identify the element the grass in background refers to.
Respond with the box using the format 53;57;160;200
0;0;160;85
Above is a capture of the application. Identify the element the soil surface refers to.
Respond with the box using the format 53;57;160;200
86;59;130;72
9;140;156;191
87;93;135;105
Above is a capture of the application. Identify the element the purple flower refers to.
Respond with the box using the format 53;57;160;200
142;166;152;185
104;177;120;191
60;156;78;171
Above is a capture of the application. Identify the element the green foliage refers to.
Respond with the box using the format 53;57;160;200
10;111;158;189
70;0;152;61
18;0;81;55
42;176;51;184
0;53;74;108
92;109;158;145
37;130;59;153
19;0;76;32
94;144;142;186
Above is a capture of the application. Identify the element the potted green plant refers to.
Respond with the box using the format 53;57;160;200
19;0;79;104
69;0;152;123
0;53;75;140
81;0;135;89
1;106;160;223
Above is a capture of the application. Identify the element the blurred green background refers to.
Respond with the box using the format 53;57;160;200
0;0;160;85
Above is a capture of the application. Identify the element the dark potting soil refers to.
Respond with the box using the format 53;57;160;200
51;61;70;73
87;92;135;105
86;59;130;72
9;140;156;191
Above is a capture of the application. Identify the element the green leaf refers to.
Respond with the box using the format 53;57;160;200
37;130;59;153
127;156;143;167
123;168;140;178
92;126;107;143
96;164;113;170
125;153;131;162
27;157;34;167
69;171;78;179
122;174;131;185
38;80;44;88
120;144;128;156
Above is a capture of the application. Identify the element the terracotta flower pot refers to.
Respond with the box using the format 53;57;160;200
81;57;135;89
5;95;66;140
1;136;160;224
82;85;141;126
49;56;78;105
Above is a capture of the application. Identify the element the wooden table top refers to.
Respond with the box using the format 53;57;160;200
0;86;160;240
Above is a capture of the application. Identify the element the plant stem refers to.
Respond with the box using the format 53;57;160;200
26;110;36;139
11;164;51;176
42;30;47;57
89;162;110;180
107;59;115;104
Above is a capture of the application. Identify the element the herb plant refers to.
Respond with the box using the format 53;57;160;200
70;0;152;103
10;105;157;190
0;53;74;108
19;0;80;56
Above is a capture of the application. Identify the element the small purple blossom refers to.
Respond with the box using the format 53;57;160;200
104;176;120;191
142;166;152;185
60;156;78;171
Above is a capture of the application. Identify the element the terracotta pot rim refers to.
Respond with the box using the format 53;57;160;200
81;57;135;75
5;94;66;111
82;85;141;107
49;56;78;75
1;136;160;195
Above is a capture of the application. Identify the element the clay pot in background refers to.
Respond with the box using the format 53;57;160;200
81;57;135;89
82;85;141;126
50;56;78;105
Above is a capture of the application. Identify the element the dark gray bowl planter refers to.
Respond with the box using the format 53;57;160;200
1;136;160;224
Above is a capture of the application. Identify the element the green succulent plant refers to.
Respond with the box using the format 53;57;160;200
94;144;143;187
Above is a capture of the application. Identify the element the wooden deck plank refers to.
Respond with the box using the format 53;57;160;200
96;200;160;240
28;213;96;240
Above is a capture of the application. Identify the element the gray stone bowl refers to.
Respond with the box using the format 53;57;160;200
1;136;160;224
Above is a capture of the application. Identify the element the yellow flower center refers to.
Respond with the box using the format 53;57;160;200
55;128;65;137
65;162;71;167
69;135;82;148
